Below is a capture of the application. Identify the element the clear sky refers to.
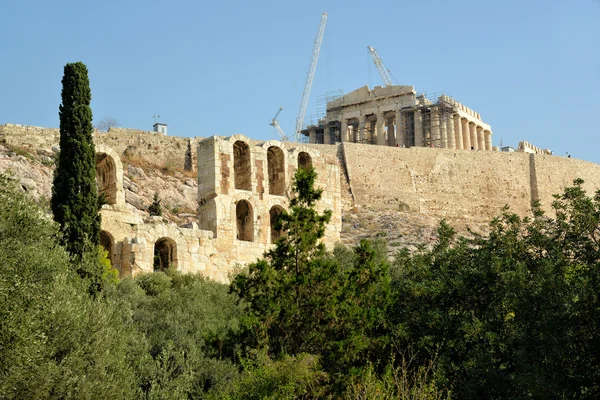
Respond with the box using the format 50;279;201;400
2;0;599;162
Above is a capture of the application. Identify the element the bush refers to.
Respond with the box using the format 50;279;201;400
0;174;143;399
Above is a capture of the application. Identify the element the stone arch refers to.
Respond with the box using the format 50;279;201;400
99;230;114;266
298;151;312;170
236;199;254;241
269;205;285;243
153;237;177;272
233;140;251;191
267;146;285;196
95;144;124;206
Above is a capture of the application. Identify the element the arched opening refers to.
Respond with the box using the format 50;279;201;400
233;140;251;191
267;146;285;195
269;205;285;243
236;200;254;241
298;152;312;170
153;237;177;272
96;152;118;205
99;230;114;267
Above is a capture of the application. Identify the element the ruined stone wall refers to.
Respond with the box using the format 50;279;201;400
197;135;342;269
341;142;600;220
0;124;200;172
343;143;532;219
534;154;600;214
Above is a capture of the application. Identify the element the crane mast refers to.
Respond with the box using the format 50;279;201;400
295;12;328;141
367;46;393;87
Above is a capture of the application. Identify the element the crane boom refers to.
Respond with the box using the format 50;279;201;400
270;106;289;142
295;12;328;141
367;46;393;87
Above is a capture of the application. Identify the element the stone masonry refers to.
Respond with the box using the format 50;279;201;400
3;123;600;283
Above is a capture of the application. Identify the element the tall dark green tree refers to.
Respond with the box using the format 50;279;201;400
51;62;101;264
231;167;390;389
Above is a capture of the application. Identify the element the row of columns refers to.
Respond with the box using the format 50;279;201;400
335;111;492;151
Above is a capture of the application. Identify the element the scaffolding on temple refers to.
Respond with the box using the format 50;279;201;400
300;90;343;144
412;92;458;148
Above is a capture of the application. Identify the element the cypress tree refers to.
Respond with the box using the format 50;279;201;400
51;62;101;261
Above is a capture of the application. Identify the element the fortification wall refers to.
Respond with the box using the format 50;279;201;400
534;154;600;213
342;143;532;219
341;143;600;220
0;124;199;172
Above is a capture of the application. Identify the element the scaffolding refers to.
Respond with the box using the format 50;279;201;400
413;92;458;148
300;90;343;144
303;89;466;148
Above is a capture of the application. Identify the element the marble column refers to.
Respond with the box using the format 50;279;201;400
469;122;478;150
462;118;471;150
340;118;348;142
376;113;386;146
358;116;367;143
484;130;492;150
477;126;484;150
386;117;394;146
414;110;423;147
440;114;448;148
431;110;440;148
447;114;455;149
454;115;463;149
395;110;405;147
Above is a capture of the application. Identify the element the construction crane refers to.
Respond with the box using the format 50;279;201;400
270;106;289;141
295;12;328;141
367;46;393;87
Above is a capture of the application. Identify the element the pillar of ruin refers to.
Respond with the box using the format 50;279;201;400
484;130;492;150
461;118;471;150
358;116;367;143
431;110;440;148
385;116;394;146
454;115;463;149
469;122;478;150
414;110;423;147
447;114;455;149
309;127;317;143
395;110;405;147
340;118;349;142
477;126;484;150
324;127;331;145
440;113;448;148
376;113;386;146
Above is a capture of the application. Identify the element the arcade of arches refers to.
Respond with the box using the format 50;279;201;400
269;205;284;243
234;141;251;191
236;200;254;241
100;230;114;266
154;237;177;271
298;152;312;170
267;146;285;196
96;152;118;205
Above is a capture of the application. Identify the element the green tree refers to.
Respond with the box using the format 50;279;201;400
148;192;162;216
231;167;390;391
0;174;143;399
51;62;101;262
390;180;600;399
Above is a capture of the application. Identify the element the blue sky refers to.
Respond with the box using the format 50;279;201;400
2;0;599;162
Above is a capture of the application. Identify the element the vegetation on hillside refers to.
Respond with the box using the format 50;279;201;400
3;163;600;398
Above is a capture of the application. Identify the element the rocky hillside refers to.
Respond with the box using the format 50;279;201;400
0;143;199;225
340;207;491;255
